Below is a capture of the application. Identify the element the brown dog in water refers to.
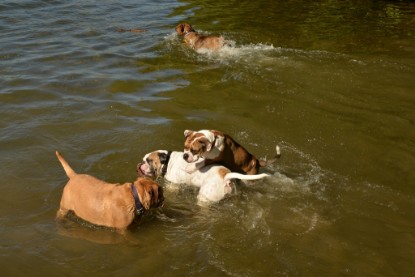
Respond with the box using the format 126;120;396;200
175;22;231;51
55;151;164;232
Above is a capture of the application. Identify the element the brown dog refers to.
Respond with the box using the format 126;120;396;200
183;130;280;175
175;23;230;51
55;151;164;231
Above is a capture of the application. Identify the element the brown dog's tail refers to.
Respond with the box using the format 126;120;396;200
56;151;76;179
259;145;281;167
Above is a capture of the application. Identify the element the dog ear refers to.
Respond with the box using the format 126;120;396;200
176;23;187;35
142;188;151;210
184;130;193;138
158;152;168;164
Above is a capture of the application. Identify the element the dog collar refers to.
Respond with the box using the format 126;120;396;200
131;183;144;215
161;151;172;176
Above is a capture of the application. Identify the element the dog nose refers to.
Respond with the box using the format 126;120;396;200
183;153;188;160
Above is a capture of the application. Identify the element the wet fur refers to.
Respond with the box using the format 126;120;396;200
138;150;269;203
56;151;164;231
183;129;280;175
175;22;230;51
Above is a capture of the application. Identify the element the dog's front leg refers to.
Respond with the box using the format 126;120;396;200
185;159;206;173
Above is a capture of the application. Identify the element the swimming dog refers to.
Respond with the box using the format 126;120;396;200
183;129;280;175
137;150;269;203
175;22;231;51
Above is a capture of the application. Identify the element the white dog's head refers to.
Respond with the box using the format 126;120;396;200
137;150;171;178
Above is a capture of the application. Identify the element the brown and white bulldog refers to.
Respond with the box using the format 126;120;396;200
175;22;232;52
137;150;269;203
183;129;280;175
55;151;164;231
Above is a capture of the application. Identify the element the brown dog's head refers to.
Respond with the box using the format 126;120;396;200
135;177;164;210
137;150;170;178
175;23;195;35
183;129;216;163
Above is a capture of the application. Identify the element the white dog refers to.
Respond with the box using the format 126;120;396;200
137;150;269;203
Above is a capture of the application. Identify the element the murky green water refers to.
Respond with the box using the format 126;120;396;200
1;0;414;276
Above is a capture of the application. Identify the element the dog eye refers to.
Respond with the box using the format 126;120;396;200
146;158;152;163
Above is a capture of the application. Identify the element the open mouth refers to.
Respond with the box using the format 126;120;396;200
136;162;152;177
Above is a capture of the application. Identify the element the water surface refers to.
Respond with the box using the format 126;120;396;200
1;0;414;276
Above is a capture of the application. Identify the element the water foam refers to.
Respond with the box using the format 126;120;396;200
197;42;278;57
164;31;284;64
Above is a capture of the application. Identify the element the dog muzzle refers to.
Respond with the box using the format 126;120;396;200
183;151;199;163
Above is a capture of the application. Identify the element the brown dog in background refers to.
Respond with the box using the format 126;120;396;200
55;151;164;232
175;23;231;51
